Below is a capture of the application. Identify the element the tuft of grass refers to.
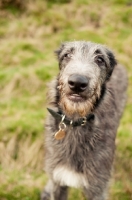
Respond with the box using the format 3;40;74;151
0;168;48;200
0;0;26;10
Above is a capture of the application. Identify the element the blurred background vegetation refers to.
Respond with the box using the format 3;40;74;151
0;0;132;199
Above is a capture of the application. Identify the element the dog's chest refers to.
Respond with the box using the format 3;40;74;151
53;165;88;188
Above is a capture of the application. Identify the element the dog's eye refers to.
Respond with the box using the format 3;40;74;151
95;56;105;66
63;53;71;59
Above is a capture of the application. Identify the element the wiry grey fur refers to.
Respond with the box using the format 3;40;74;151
41;41;127;200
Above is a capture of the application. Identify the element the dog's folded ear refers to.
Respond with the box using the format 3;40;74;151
107;50;117;68
54;43;65;59
54;43;67;69
106;49;117;80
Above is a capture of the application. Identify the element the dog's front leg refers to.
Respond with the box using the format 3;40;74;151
83;185;108;200
41;179;68;200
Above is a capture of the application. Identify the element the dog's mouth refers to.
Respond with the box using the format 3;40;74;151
68;93;85;102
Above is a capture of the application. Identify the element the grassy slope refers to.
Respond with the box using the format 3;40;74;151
0;0;132;199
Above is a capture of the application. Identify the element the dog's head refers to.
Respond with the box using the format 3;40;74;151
55;41;117;117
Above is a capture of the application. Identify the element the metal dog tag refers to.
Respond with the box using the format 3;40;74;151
55;115;66;140
55;129;66;140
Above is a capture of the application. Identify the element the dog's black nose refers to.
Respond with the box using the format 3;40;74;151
68;74;88;92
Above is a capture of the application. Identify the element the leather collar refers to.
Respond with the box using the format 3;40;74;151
47;108;94;127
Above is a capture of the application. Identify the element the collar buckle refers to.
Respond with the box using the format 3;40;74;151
81;117;87;126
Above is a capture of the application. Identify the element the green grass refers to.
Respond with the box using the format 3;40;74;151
0;0;132;199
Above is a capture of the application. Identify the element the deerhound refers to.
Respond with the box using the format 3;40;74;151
41;41;127;200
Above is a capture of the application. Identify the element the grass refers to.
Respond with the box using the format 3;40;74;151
0;0;132;199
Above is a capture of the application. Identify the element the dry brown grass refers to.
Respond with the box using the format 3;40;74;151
0;0;26;9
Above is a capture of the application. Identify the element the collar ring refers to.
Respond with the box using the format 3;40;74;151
81;117;87;126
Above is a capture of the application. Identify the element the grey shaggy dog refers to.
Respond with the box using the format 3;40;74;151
41;41;127;200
